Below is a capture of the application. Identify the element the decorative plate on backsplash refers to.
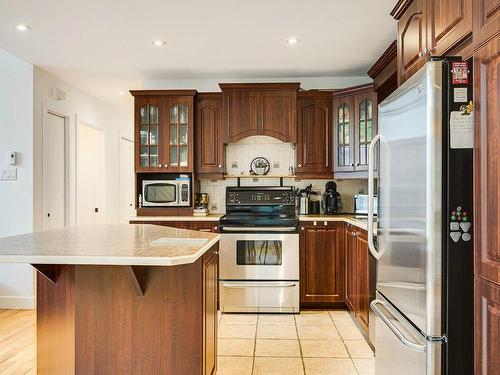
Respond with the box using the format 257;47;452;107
250;157;270;175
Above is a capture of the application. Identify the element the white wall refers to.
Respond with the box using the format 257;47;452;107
142;76;371;92
33;67;133;231
0;49;35;309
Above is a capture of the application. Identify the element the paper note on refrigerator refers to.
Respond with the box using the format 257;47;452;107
450;111;474;149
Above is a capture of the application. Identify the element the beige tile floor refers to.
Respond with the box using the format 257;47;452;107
217;310;374;375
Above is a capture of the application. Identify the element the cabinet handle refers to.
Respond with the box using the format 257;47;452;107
351;163;355;167
218;165;222;168
313;221;317;226
418;51;423;58
324;221;328;226
214;226;218;231
301;227;305;231
159;164;162;168
298;164;302;168
423;48;429;55
356;163;360;166
164;164;168;168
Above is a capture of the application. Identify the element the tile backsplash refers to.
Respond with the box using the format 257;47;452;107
200;136;367;214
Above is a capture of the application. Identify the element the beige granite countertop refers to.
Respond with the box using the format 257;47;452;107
129;214;223;222
0;224;220;266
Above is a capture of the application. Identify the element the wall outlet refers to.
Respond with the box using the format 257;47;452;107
0;168;17;180
273;161;280;169
210;202;218;211
231;161;238;169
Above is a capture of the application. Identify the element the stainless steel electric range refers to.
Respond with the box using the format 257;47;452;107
219;186;300;313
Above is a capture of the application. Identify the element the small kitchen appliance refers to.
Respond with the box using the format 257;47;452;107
354;194;377;216
296;184;319;215
141;177;190;207
219;186;299;313
322;181;343;214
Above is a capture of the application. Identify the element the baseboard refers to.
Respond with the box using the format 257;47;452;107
0;296;35;309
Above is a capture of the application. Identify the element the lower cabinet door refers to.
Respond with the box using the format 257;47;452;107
300;223;344;304
203;249;218;375
475;277;500;375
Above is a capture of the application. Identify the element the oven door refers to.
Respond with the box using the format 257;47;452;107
142;182;179;207
219;233;299;281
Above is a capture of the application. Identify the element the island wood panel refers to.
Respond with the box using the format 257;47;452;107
35;247;218;375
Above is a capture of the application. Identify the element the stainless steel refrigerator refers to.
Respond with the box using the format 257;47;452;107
367;59;474;374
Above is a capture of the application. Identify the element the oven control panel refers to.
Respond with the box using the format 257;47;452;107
226;187;295;205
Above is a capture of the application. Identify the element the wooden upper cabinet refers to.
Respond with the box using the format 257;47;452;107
299;222;345;304
195;93;224;177
219;83;300;143
367;40;398;103
131;90;196;173
428;0;472;56
296;91;334;178
473;0;500;47
261;90;297;142
392;0;429;85
474;35;500;285
333;84;377;178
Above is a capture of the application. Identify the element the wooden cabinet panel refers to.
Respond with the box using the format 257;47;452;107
473;0;500;47
345;226;357;311
261;90;297;143
296;93;333;178
222;90;259;143
356;233;370;331
474;35;500;285
394;0;429;84
367;40;398;103
428;0;472;56
220;83;300;143
195;94;224;177
300;222;344;304
475;277;500;375
203;247;218;375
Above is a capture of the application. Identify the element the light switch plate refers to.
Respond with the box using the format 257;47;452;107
0;168;17;180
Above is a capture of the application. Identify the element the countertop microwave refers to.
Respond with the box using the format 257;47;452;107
141;179;190;207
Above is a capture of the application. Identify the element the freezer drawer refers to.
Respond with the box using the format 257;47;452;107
219;281;300;313
372;292;442;374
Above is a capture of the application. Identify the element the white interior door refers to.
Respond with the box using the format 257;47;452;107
43;112;67;230
77;123;102;224
119;137;135;223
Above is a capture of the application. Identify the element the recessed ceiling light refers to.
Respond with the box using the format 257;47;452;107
118;91;125;95
16;24;31;32
286;37;300;45
152;40;166;46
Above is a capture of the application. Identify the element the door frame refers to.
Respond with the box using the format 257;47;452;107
41;103;70;230
119;135;134;222
75;116;104;224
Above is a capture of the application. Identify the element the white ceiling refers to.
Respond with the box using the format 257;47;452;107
0;0;396;108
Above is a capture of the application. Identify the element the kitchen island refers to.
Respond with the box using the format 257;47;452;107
0;224;220;375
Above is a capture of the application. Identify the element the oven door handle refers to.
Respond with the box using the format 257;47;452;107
221;226;297;232
221;282;298;288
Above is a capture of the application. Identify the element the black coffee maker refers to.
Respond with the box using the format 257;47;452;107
322;181;343;214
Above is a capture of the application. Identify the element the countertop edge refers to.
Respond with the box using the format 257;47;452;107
129;215;222;222
1;235;221;267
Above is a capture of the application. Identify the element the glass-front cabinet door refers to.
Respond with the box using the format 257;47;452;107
164;96;193;171
333;96;355;172
354;92;377;171
137;99;163;171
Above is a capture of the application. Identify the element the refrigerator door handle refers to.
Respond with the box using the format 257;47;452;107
371;299;426;353
368;134;388;260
